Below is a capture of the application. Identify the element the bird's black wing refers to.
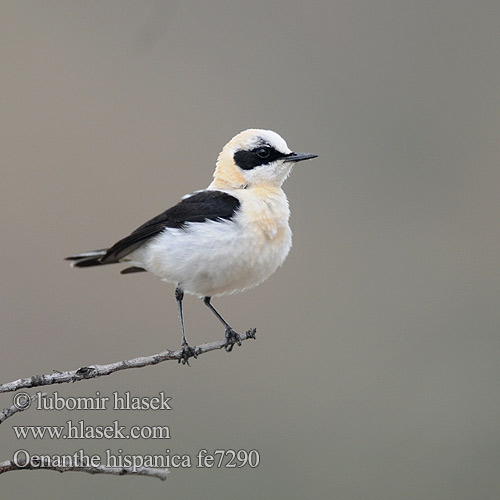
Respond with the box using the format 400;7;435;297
101;190;240;264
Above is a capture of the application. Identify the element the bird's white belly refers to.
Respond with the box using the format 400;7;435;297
130;218;292;297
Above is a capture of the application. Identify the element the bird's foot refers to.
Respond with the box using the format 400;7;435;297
224;327;243;352
178;343;198;365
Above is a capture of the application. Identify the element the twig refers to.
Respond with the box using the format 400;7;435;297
0;330;256;394
0;393;45;425
0;457;168;480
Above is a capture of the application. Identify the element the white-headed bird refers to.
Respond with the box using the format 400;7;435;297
66;129;317;363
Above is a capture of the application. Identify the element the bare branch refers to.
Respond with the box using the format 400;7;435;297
0;393;45;425
0;333;256;481
0;457;168;481
0;329;256;394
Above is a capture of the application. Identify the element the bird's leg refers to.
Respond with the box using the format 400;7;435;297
203;297;255;352
175;287;197;364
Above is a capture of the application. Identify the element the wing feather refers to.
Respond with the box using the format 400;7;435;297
101;190;240;263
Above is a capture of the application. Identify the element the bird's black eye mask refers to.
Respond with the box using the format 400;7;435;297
233;145;289;170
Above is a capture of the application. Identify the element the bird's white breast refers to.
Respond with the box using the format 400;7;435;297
130;188;292;297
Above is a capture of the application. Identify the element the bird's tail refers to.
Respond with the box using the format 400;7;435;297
65;249;109;268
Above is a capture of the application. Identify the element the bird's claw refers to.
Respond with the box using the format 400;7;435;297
224;327;242;352
178;343;198;365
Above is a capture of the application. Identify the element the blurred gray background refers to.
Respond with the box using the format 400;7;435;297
2;1;500;498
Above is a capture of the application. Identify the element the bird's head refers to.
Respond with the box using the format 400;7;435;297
211;129;317;190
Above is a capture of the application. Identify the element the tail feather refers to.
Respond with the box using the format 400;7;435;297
65;249;109;268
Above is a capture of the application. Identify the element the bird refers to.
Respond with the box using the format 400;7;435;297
66;129;318;363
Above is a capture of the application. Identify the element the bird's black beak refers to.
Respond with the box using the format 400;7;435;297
283;152;318;163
